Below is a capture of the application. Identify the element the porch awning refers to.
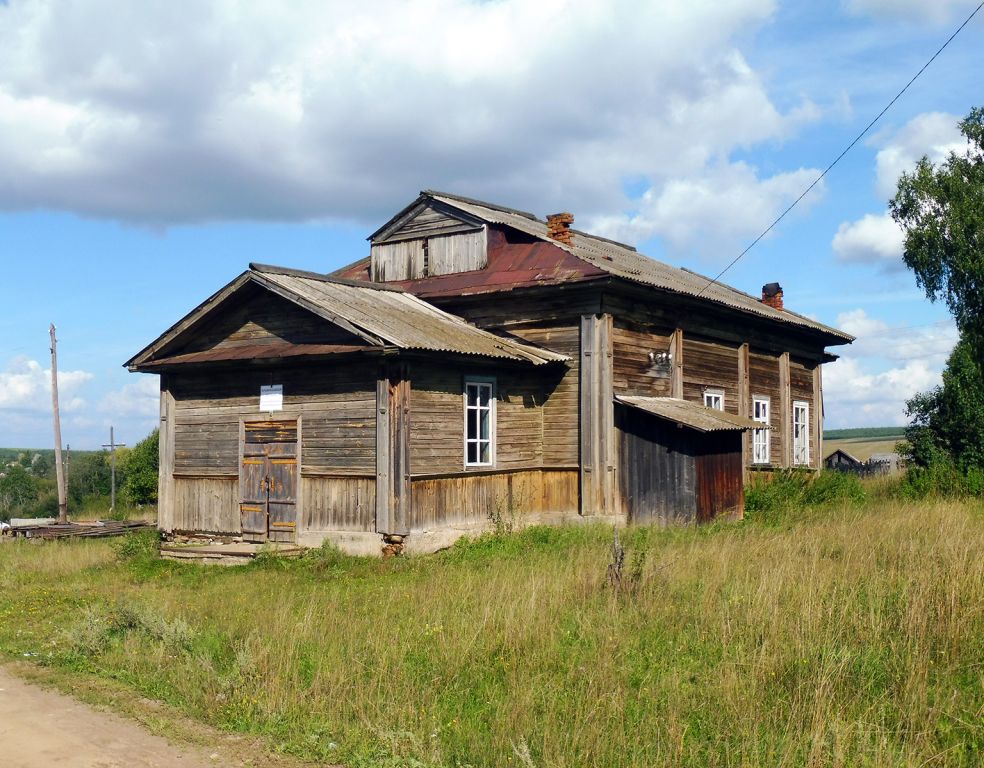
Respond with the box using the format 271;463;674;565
615;395;767;433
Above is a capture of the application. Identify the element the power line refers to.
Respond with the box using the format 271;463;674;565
696;1;984;297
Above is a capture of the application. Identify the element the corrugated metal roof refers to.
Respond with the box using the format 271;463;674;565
616;395;765;432
252;266;567;365
424;191;852;342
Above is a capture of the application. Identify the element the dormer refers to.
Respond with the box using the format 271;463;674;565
368;196;488;281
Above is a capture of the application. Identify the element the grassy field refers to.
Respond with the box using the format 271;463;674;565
1;497;982;767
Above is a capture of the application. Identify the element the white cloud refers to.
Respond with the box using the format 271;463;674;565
832;212;904;268
98;376;159;419
822;308;957;427
591;162;823;259
0;0;828;259
873;112;965;200
832;112;965;271
844;0;981;24
0;357;93;413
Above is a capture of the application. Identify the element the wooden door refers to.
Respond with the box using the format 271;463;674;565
240;421;298;543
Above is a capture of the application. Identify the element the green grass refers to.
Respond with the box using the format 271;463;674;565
1;494;982;767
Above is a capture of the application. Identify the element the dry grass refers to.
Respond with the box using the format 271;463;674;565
1;498;982;767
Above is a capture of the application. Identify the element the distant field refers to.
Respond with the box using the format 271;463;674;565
823;427;905;441
825;437;905;462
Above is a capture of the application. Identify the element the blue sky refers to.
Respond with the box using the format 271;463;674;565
0;0;980;449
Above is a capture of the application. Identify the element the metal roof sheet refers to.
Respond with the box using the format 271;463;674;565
253;266;568;365
616;395;765;432
424;191;852;342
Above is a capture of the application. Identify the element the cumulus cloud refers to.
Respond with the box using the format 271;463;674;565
844;0;982;24
592;162;823;259
821;308;957;427
0;357;93;413
832;212;904;269
98;376;159;419
832;112;964;271
0;0;826;259
872;112;966;199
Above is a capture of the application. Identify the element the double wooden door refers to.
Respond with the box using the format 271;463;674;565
240;421;298;543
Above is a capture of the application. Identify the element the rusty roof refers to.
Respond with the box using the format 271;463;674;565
416;191;851;342
616;395;766;432
127;264;569;370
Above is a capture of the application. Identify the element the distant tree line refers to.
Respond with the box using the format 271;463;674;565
0;429;159;521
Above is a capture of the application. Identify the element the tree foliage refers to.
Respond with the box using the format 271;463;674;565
0;465;39;519
890;107;984;350
893;107;984;487
120;429;159;506
904;339;984;472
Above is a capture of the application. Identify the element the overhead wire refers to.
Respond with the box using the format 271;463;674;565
695;1;984;297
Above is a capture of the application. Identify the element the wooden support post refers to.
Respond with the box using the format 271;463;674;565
671;328;684;399
738;343;750;480
49;324;68;523
779;352;791;468
813;364;823;471
376;363;410;536
579;314;614;516
158;375;176;532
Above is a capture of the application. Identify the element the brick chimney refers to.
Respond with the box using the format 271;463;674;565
761;282;783;311
546;212;575;246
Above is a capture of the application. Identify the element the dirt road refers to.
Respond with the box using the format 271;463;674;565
0;666;241;768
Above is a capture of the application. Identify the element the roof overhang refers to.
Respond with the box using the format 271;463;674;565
616;395;767;432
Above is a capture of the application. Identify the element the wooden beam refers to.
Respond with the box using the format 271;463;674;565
158;375;176;532
579;314;614;516
779;352;791;467
814;363;823;471
738;343;750;481
671;328;684;399
375;363;410;535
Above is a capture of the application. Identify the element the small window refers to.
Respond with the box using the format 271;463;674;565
793;401;810;466
464;378;495;467
752;396;770;464
703;389;724;411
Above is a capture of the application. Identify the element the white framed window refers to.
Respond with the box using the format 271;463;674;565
464;378;495;467
752;396;770;464
793;400;810;466
703;389;724;411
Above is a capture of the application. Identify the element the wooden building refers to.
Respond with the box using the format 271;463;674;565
128;191;852;554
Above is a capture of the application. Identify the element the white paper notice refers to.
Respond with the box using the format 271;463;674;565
259;384;283;412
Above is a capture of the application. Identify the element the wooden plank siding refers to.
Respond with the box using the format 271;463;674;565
682;337;740;414
165;365;377;536
409;363;546;475
510;324;580;467
611;321;673;398
580;314;615;516
748;350;783;467
171;284;361;356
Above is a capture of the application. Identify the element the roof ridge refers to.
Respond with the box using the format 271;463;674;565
250;262;405;292
423;190;541;222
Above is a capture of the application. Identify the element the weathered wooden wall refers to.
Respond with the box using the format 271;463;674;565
409;364;546;474
165;364;377;535
409;468;578;531
510;324;580;467
748;350;783;466
372;228;488;280
615;405;696;524
173;285;359;356
301;475;375;532
682;337;740;414
171;477;239;533
695;433;744;521
611;320;673;398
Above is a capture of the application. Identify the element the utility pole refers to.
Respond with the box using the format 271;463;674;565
101;427;126;512
50;324;68;524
